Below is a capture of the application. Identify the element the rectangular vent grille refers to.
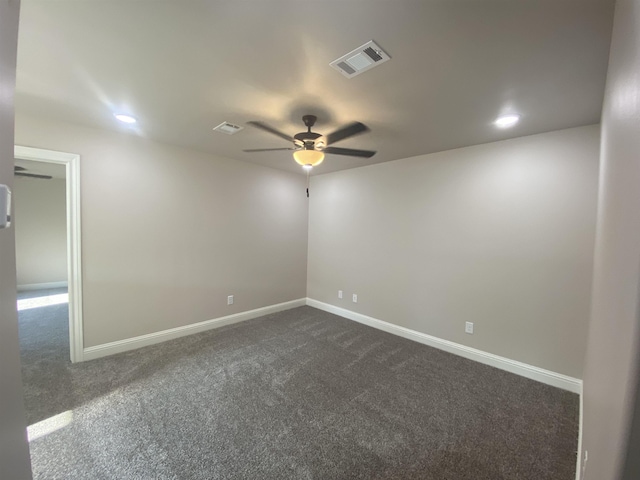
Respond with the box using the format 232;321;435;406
330;40;390;79
337;61;356;75
363;47;383;62
213;122;244;135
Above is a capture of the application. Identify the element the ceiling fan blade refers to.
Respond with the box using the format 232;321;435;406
15;172;53;179
247;121;295;143
14;165;26;171
323;146;376;158
243;148;295;152
325;122;369;145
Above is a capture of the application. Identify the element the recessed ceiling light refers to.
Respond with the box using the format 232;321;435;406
494;114;520;128
114;113;137;124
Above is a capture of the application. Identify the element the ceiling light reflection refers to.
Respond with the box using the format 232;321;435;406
494;114;520;128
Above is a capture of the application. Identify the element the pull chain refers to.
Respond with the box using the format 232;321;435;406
306;170;310;198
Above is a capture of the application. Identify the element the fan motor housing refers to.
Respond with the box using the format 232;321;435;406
294;131;322;142
295;114;321;145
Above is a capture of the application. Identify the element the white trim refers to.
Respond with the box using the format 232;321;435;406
83;298;306;361
306;298;583;394
17;281;68;291
14;146;84;363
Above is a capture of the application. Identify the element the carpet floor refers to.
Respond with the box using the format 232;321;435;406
19;292;578;479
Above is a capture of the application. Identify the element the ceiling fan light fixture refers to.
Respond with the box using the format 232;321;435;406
293;149;324;167
245;115;376;167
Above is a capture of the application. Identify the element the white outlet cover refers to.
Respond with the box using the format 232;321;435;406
0;185;11;229
338;290;343;299
227;295;234;305
465;322;474;334
352;294;358;303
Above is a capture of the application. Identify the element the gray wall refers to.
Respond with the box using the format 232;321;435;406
14;177;67;287
581;0;640;478
0;0;33;477
308;125;599;378
15;115;309;348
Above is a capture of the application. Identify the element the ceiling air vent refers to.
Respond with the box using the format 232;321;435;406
213;122;244;135
330;40;390;79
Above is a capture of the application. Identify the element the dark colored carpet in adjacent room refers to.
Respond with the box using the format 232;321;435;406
19;292;578;479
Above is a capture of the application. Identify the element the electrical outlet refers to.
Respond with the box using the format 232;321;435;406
338;290;343;299
352;294;358;303
227;295;234;305
465;322;474;334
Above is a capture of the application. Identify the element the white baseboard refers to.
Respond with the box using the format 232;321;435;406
83;298;306;361
306;298;583;394
82;295;582;394
18;281;68;291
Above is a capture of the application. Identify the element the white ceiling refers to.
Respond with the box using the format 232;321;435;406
15;0;614;175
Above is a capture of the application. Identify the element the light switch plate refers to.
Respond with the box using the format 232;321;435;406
0;185;11;229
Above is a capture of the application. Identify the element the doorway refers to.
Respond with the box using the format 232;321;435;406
14;146;83;363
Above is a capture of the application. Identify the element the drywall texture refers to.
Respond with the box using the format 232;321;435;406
14;177;67;287
308;125;599;379
0;0;34;478
15;115;309;348
582;0;640;479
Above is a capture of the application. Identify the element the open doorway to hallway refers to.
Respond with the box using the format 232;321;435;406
13;146;83;363
13;159;72;425
13;146;84;440
14;159;68;294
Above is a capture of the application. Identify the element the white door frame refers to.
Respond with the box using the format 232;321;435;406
14;145;84;363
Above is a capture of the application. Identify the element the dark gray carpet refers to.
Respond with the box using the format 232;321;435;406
19;293;578;480
19;288;73;425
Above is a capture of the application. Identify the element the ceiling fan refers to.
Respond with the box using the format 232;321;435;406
243;115;376;170
14;165;52;179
